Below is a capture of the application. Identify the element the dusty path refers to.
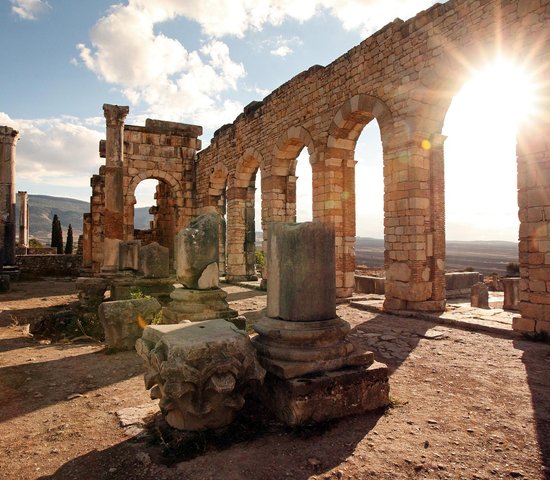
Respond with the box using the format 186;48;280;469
0;280;549;479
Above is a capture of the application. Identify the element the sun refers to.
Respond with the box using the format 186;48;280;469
443;58;539;241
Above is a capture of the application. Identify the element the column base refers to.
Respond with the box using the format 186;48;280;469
258;361;390;426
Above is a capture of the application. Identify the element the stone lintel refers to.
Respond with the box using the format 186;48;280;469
144;118;202;137
258;361;390;426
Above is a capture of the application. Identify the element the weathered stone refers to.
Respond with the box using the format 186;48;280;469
175;214;220;289
163;287;238;323
355;275;385;294
259;362;389;426
267;222;335;321
445;272;482;298
0;126;19;268
136;320;265;430
197;262;219;289
138;242;169;278
0;274;10;292
503;277;520;311
99;297;161;350
75;277;109;310
471;282;490;309
118;240;140;271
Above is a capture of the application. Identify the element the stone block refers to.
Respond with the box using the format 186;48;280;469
355;275;385;294
163;287;238;323
139;241;169;278
118;240;141;271
512;316;535;332
99;297;161;350
175;214;220;289
535;320;550;334
258;361;389;426
0;274;10;292
267;222;336;321
503;277;520;311
136;320;265;430
471;282;489;309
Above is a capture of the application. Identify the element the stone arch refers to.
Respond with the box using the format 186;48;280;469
226;148;264;281
124;171;184;259
323;94;394;297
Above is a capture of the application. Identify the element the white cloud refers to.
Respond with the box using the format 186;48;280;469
0;112;103;188
271;46;292;57
10;0;51;20
76;3;246;128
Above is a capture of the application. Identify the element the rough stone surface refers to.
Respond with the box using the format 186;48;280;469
471;282;489;309
503;277;520;311
259;362;389;426
0;274;10;292
138;242;169;278
75;277;109;310
267;222;335;321
118;241;140;271
99;297;161;350
163;287;238;323
175;214;220;289
136;320;265;430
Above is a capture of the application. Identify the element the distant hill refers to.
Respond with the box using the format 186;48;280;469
355;236;519;275
17;195;151;246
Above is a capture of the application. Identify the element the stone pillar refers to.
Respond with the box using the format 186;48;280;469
0;126;20;267
17;191;28;248
102;104;129;272
253;222;389;425
383;129;445;312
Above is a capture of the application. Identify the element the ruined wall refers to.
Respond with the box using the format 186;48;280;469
16;254;82;277
194;0;550;331
84;113;201;273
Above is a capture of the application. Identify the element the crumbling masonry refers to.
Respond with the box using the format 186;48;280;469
82;0;550;335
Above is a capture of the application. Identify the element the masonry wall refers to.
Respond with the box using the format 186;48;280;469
16;254;82;277
194;0;550;329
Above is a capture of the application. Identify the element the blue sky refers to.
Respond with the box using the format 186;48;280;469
0;0;525;241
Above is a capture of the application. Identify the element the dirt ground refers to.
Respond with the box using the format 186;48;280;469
1;279;549;480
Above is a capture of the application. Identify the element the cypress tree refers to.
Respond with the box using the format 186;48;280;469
65;224;73;254
50;214;64;254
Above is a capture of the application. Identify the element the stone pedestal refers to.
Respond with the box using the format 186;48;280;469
471;282;489;309
253;222;389;425
163;287;243;328
136;320;265;430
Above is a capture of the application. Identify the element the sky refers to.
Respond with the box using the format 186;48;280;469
0;0;532;241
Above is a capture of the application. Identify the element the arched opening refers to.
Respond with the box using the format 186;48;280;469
354;121;384;278
442;57;537;308
132;177;178;259
326;94;392;297
295;148;313;223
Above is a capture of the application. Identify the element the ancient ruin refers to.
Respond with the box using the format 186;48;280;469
163;213;241;325
0;126;19;271
253;222;389;425
82;0;550;336
136;320;265;430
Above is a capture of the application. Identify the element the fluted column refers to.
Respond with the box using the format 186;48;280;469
0;127;20;266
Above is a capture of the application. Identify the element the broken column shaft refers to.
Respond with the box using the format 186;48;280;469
0;127;20;266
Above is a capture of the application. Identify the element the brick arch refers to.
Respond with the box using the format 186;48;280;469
272;125;316;174
226;148;264;281
208;162;229;199
327;94;393;152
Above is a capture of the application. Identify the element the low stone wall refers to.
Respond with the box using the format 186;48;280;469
16;254;82;277
354;272;482;298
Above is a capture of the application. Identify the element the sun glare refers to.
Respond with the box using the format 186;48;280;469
443;58;538;241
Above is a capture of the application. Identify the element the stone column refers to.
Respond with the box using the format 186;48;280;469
102;104;129;272
17;191;28;248
253;222;389;425
0;126;20;266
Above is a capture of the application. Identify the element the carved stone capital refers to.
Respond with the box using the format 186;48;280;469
0;126;20;145
103;104;129;127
